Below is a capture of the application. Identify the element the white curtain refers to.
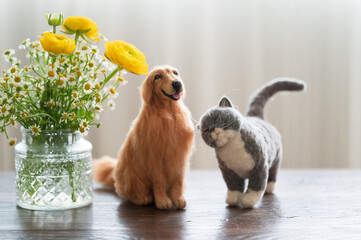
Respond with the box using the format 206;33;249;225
0;0;360;170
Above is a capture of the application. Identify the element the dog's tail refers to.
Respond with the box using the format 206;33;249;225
246;78;306;119
93;155;117;188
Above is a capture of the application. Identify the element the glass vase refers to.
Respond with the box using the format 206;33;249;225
14;128;93;210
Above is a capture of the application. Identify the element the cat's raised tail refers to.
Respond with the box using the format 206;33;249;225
246;78;306;119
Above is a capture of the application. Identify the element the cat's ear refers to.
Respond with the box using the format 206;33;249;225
219;96;233;108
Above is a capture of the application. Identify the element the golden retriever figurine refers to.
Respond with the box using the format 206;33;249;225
93;66;194;209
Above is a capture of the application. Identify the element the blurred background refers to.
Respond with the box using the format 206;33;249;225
0;0;360;170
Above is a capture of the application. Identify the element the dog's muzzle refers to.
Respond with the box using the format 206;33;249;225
172;81;182;92
162;81;183;101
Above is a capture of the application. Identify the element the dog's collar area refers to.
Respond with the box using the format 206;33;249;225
161;90;181;101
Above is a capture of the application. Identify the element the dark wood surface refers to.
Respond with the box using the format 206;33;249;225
1;170;361;239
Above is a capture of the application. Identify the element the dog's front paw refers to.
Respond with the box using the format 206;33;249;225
155;197;173;209
240;190;263;208
172;196;186;209
133;195;154;205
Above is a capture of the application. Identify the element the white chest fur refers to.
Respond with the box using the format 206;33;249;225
215;130;255;178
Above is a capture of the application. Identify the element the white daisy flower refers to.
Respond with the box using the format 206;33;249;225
10;116;17;127
18;38;30;50
3;49;15;56
8;137;17;147
88;61;95;69
57;76;67;88
21;112;29;118
80;119;89;130
24;65;31;73
71;103;77;109
0;80;6;87
68;75;77;86
80;45;91;55
83;82;92;94
44;100;55;108
93;103;103;112
47;69;57;80
60;112;69;123
72;91;79;100
7;67;18;76
30;124;41;136
107;99;116;111
115;76;128;86
93;83;101;91
70;112;76;120
78;126;89;136
90;46;99;55
13;75;22;84
1;105;9;115
109;87;119;98
36;85;44;92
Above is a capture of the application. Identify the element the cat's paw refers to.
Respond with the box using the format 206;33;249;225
266;182;276;194
226;190;244;206
241;190;264;208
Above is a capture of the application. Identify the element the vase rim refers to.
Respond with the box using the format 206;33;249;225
20;127;80;134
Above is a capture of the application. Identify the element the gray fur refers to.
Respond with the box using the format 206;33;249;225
247;78;305;119
199;78;305;207
218;160;245;192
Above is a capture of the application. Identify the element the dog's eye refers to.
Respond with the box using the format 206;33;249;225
173;71;178;75
154;74;162;80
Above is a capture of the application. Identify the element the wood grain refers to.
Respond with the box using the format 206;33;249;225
0;170;361;239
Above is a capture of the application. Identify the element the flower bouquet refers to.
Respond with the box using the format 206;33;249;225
0;13;148;210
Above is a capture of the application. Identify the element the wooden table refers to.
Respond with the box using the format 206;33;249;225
0;170;360;239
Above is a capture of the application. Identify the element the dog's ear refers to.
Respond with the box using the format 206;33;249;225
141;74;153;103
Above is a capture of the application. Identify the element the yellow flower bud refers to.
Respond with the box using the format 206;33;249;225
104;40;148;75
39;32;76;55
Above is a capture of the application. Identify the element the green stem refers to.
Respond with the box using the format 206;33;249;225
3;121;8;139
103;67;121;86
68;163;77;202
53;25;56;34
34;54;46;75
74;31;80;45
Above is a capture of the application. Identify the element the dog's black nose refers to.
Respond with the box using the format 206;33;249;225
172;81;182;92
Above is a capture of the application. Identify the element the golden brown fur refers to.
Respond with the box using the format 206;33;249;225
93;66;194;209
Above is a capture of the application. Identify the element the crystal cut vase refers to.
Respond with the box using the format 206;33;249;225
15;128;93;210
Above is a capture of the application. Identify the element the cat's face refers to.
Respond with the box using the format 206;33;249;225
199;97;241;148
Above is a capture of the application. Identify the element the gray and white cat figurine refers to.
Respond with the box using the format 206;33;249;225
199;78;306;208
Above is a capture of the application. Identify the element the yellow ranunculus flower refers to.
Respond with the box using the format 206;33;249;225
39;32;76;55
104;40;148;75
62;16;100;41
